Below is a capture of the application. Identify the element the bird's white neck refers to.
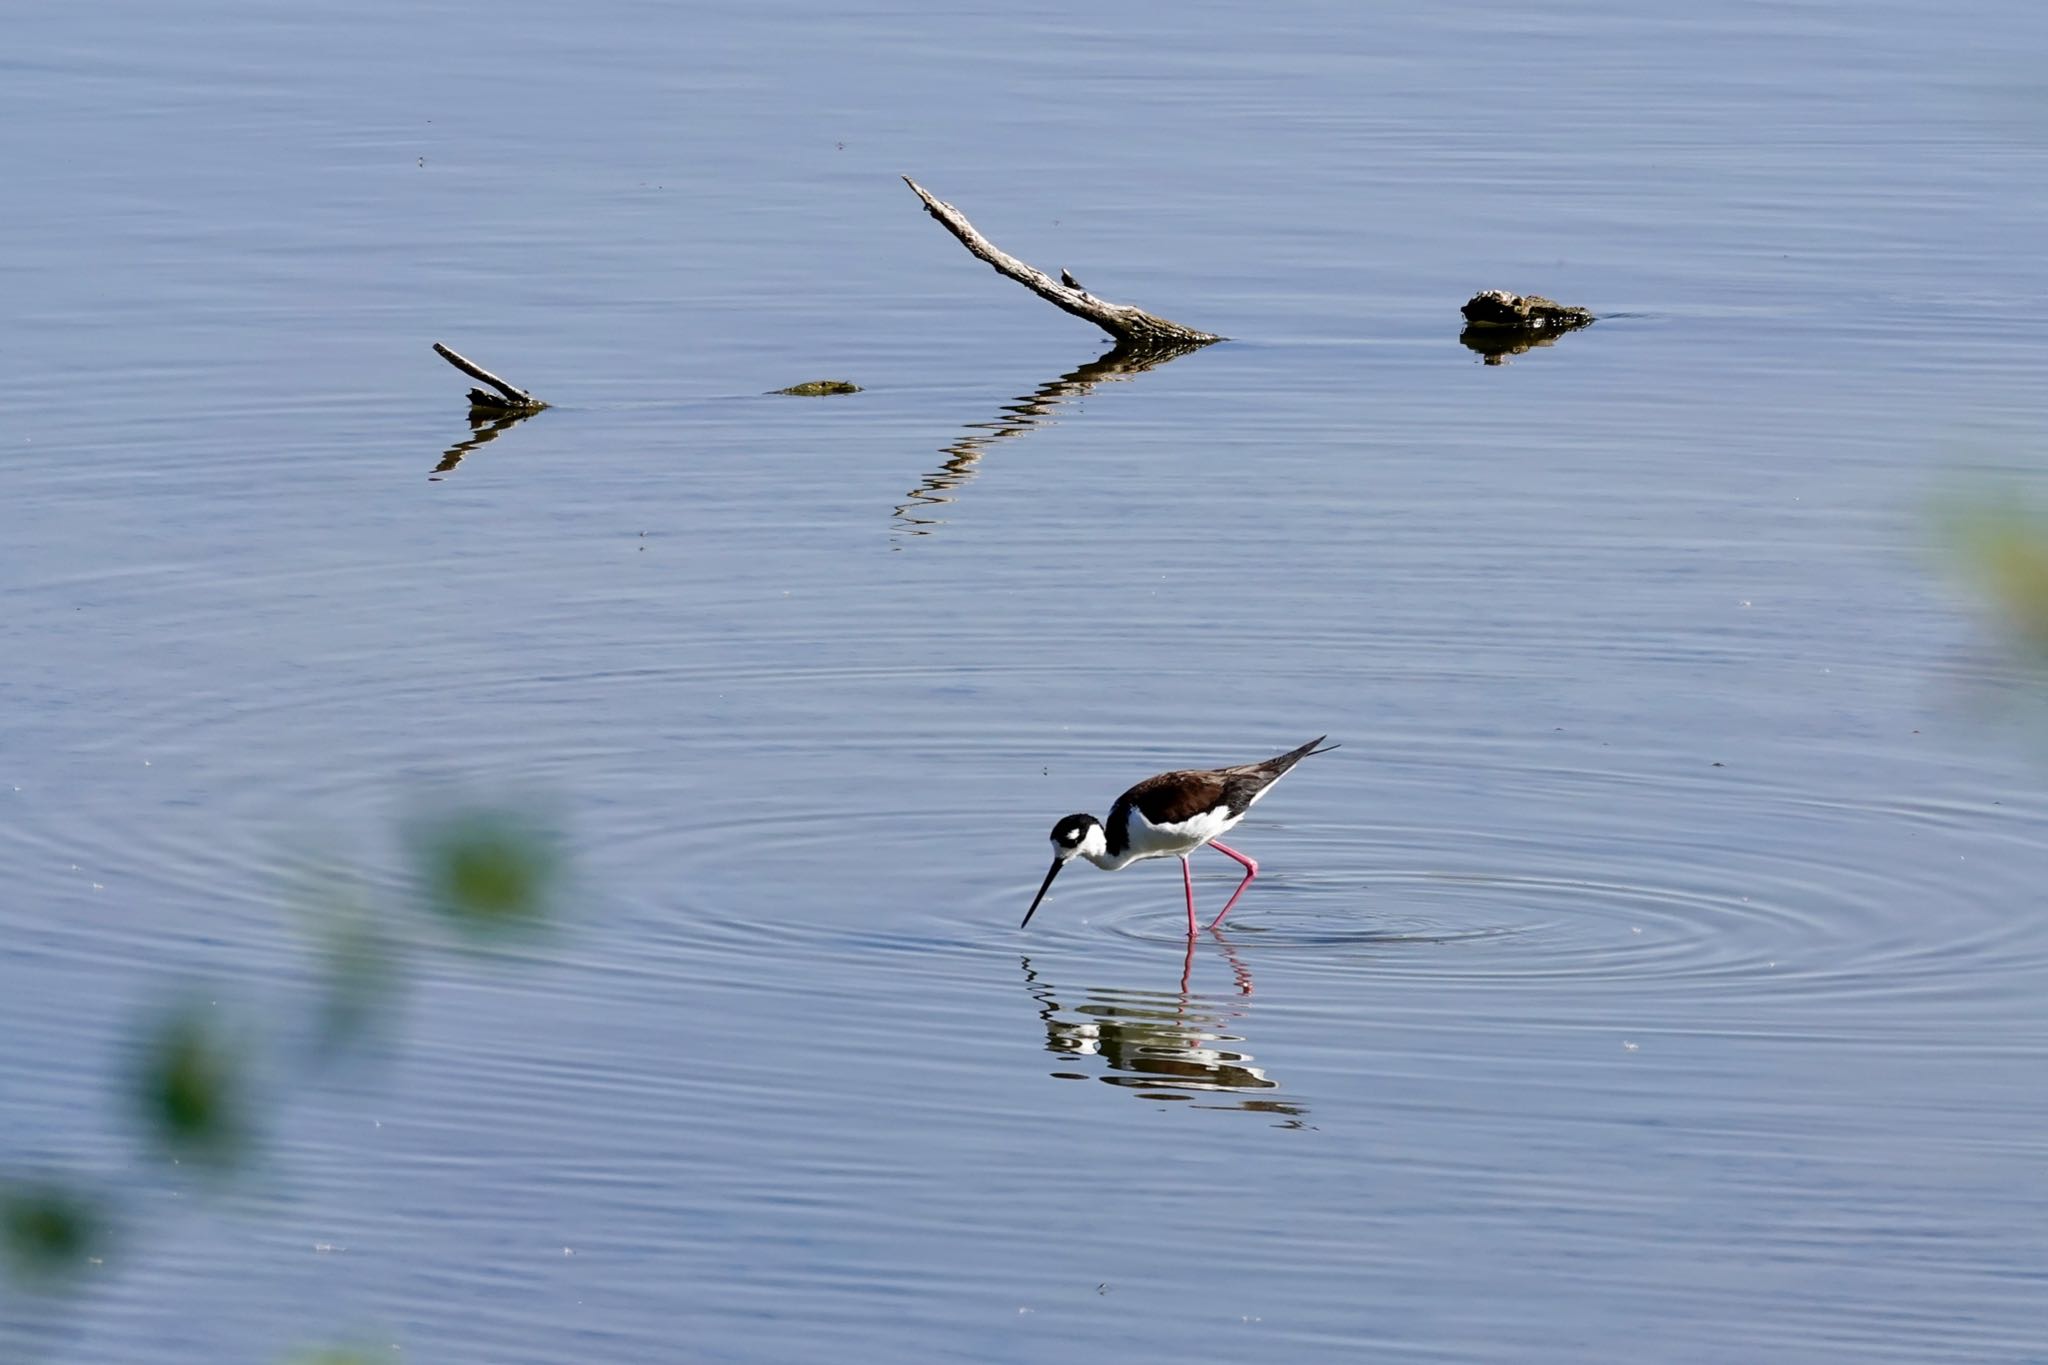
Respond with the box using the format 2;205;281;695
1075;821;1116;869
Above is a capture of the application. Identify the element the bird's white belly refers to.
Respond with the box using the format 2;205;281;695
1123;804;1241;861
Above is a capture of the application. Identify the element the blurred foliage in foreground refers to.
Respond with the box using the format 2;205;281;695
409;806;561;941
0;1183;103;1285
0;801;565;1344
1942;495;2048;659
132;1002;252;1171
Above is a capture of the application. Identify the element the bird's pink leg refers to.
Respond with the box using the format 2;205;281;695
1205;841;1259;929
1181;856;1198;937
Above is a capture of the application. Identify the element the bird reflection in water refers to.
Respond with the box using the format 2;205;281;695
429;409;540;481
894;337;1214;538
1020;937;1308;1121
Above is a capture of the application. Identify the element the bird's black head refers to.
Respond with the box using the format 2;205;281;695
1049;813;1100;857
1023;814;1104;929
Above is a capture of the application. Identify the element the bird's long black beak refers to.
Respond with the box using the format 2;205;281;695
1021;857;1065;929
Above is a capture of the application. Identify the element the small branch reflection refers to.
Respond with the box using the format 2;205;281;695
430;409;541;481
1020;938;1308;1122
894;338;1213;540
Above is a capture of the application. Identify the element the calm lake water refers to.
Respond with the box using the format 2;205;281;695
7;1;2048;1360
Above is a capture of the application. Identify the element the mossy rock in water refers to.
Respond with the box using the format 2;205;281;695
774;380;862;396
1460;290;1595;330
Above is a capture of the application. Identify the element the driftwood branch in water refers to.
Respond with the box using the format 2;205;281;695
903;177;1223;348
432;342;549;413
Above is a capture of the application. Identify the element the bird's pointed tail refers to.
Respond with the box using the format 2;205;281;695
1247;735;1339;779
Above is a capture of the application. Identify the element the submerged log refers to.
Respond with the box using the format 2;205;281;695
903;177;1222;348
1459;290;1595;331
432;342;549;413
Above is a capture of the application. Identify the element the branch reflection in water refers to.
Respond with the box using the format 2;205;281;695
894;338;1214;539
429;409;541;481
1019;938;1308;1122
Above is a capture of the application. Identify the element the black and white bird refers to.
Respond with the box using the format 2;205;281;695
1022;737;1338;936
1059;267;1084;291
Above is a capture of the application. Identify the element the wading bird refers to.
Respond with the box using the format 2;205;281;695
1023;737;1337;935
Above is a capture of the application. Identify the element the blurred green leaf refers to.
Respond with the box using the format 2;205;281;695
409;806;561;940
132;1002;249;1169
0;1181;104;1284
1940;494;2048;658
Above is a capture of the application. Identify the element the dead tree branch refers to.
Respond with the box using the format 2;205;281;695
432;342;549;413
903;177;1222;348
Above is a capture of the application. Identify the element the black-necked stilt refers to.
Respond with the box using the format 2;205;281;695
1023;736;1338;936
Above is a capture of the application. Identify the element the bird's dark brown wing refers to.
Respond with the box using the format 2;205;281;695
1116;768;1232;829
1104;739;1337;857
1127;736;1335;823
